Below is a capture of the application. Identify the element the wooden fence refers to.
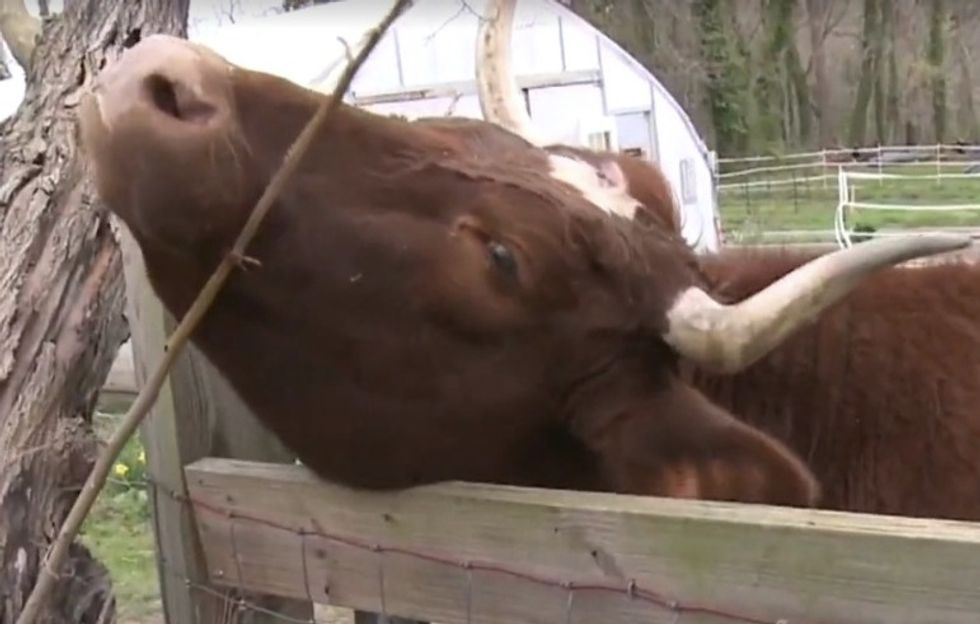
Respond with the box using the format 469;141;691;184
111;227;980;624
185;457;980;624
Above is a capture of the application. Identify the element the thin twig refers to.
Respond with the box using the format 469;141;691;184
14;1;413;622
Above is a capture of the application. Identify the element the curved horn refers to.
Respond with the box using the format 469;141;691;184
665;234;971;374
475;0;544;146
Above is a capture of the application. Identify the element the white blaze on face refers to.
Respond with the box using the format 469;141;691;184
547;154;640;221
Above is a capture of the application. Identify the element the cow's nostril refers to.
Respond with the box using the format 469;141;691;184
143;73;216;124
145;74;181;119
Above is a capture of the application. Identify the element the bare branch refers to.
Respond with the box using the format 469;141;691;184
212;0;241;26
822;0;850;40
443;91;462;115
424;0;470;43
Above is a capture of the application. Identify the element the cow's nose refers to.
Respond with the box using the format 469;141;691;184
92;34;226;128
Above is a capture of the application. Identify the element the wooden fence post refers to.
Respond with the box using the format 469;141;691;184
117;224;314;624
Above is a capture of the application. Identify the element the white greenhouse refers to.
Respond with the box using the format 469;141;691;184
1;0;721;251
194;0;722;251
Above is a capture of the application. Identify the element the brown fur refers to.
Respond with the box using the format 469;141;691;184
78;35;819;508
686;249;980;521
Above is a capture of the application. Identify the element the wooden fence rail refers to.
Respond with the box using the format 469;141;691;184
183;457;980;624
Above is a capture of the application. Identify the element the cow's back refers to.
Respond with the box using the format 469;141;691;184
686;249;980;521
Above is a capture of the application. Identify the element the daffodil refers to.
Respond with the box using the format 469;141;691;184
113;462;130;478
138;450;146;464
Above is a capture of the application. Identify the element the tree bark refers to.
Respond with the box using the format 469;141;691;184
883;2;900;144
871;0;887;143
805;0;834;147
754;0;796;149
785;21;812;145
928;0;947;143
848;0;880;146
0;0;42;72
954;35;979;141
0;1;189;622
693;0;751;155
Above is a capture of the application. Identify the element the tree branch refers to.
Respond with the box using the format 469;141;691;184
13;0;414;622
0;38;11;79
0;0;41;72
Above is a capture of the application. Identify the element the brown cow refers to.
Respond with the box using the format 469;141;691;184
478;0;980;522
77;33;966;513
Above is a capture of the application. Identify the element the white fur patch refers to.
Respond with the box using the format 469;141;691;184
547;154;640;221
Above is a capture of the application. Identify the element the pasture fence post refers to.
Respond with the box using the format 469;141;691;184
118;226;315;624
876;143;883;185
821;148;828;189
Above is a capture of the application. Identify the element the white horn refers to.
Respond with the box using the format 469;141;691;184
665;234;971;374
475;0;544;146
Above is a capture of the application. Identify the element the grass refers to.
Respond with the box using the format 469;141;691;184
80;409;162;624
716;163;980;243
78;404;348;624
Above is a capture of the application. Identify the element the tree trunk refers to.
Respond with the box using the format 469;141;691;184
871;0;888;143
694;0;750;155
848;0;880;146
754;0;795;149
0;1;189;622
884;2;900;144
955;38;979;142
785;33;812;146
628;0;656;58
928;0;947;143
806;0;834;147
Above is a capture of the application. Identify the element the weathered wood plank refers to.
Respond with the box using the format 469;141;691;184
119;228;314;624
184;457;980;624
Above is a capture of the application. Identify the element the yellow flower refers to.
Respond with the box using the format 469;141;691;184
113;462;129;478
138;450;146;464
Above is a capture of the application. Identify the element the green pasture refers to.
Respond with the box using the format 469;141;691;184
716;162;980;243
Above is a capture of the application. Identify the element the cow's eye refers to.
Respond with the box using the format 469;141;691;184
487;240;517;277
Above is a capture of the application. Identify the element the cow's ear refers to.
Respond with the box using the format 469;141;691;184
571;379;820;508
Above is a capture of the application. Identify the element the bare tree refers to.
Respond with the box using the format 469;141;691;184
848;0;881;146
517;1;980;153
0;0;190;621
928;0;947;142
951;4;979;141
806;0;836;146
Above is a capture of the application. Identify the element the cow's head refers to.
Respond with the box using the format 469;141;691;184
78;34;967;508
